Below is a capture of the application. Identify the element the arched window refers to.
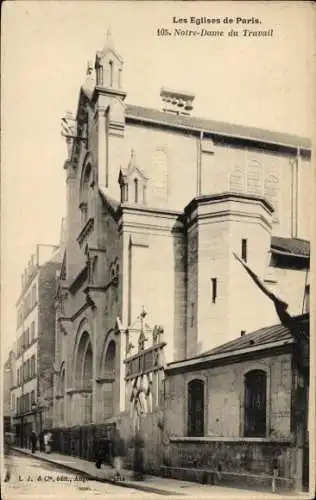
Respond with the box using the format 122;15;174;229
80;164;92;225
244;370;267;437
264;175;279;220
229;167;245;193
247;160;263;196
96;65;103;86
120;183;128;203
109;61;113;87
134;178;139;203
187;379;204;437
105;340;116;373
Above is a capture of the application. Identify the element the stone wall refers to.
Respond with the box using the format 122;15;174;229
119;408;163;473
164;352;293;439
167;437;294;477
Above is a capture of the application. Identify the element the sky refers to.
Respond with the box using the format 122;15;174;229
1;1;315;364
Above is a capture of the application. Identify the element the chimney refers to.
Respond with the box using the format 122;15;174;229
241;330;246;337
160;87;195;116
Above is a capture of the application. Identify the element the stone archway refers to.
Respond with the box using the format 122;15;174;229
73;330;93;424
99;338;117;420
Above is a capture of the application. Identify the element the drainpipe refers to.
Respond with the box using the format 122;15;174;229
296;147;301;238
105;107;109;188
197;131;203;195
291;148;300;238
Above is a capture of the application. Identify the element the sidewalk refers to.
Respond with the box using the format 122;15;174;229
11;447;306;498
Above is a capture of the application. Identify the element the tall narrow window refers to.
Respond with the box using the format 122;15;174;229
121;183;128;203
244;370;267;437
190;302;195;327
109;61;113;87
134;178;139;203
304;285;310;313
241;239;248;262
96;65;103;86
30;321;35;342
211;278;217;303
188;379;204;437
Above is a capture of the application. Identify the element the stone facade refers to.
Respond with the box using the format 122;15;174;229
160;321;309;490
164;352;293;440
52;37;311;488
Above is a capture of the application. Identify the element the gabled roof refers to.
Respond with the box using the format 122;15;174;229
125;104;311;151
271;236;310;258
96;46;123;64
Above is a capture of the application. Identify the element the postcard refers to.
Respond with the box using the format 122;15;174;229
1;1;315;499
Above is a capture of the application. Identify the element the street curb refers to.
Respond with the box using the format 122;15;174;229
11;447;184;496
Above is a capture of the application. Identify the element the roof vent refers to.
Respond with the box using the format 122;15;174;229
160;87;195;116
241;330;246;337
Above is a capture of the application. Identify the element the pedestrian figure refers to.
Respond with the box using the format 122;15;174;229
30;430;37;454
95;438;110;469
44;431;52;453
111;425;125;481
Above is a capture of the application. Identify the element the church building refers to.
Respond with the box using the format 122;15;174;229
52;35;311;489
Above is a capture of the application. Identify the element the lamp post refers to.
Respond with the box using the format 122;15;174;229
31;402;37;433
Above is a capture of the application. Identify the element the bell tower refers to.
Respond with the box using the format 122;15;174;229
93;30;127;197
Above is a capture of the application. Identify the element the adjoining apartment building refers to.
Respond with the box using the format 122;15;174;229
2;354;14;434
11;244;62;446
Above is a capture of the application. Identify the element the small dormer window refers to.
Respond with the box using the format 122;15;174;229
118;150;148;206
